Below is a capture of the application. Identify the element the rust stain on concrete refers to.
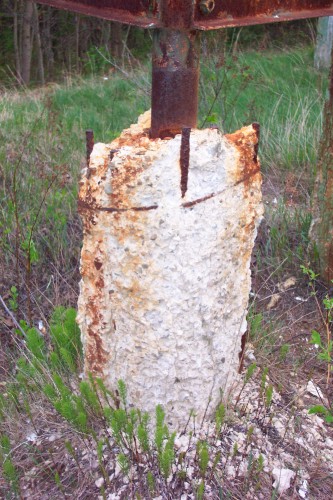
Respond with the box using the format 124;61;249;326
80;245;109;376
225;123;261;193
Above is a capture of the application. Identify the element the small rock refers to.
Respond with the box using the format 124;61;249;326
95;477;104;488
245;347;256;362
306;380;324;400
238;460;248;476
187;466;194;479
26;432;38;443
272;468;295;493
325;438;333;449
298;479;309;499
174;434;190;451
295;437;309;451
226;465;236;478
272;419;285;437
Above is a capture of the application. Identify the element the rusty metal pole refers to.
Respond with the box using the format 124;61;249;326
151;29;199;138
150;0;199;138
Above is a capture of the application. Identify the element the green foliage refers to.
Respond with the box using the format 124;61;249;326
248;311;264;340
261;206;313;275
309;405;333;424
0;434;20;493
154;405;176;479
21;234;39;264
146;470;155;495
260;367;269;395
279;343;290;361
137;411;150;454
107;407;128;448
197;441;209;478
159;432;176;480
84;46;110;75
301;266;333;423
26;327;47;364
44;374;89;433
50;306;82;372
155;405;167;455
8;286;18;312
117;453;130;476
215;403;226;435
196;480;205;500
3;306;82;427
245;363;257;383
301;265;319;285
310;330;333;363
80;380;101;415
264;385;274;408
117;379;127;408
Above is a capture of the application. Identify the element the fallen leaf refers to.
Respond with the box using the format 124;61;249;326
267;293;281;310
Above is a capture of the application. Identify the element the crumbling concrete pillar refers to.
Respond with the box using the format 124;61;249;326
77;111;263;427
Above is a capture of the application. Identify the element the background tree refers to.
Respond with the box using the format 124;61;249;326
311;46;333;283
20;1;34;84
315;16;333;70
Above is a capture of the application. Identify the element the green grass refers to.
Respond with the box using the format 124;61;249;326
0;72;150;312
200;47;325;171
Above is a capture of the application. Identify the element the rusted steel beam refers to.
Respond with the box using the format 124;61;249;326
195;1;333;30
35;0;159;28
36;1;333;29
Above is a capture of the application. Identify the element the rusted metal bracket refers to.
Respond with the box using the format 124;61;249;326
37;0;333;137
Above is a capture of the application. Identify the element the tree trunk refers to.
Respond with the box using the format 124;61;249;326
75;14;81;72
315;17;333;70
311;48;333;283
42;6;54;78
111;22;122;60
21;0;34;85
33;3;45;85
101;19;111;50
13;0;21;81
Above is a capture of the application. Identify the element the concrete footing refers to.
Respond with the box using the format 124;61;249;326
77;111;263;427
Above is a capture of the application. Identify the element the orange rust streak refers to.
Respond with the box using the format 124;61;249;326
85;300;108;375
226;124;261;192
